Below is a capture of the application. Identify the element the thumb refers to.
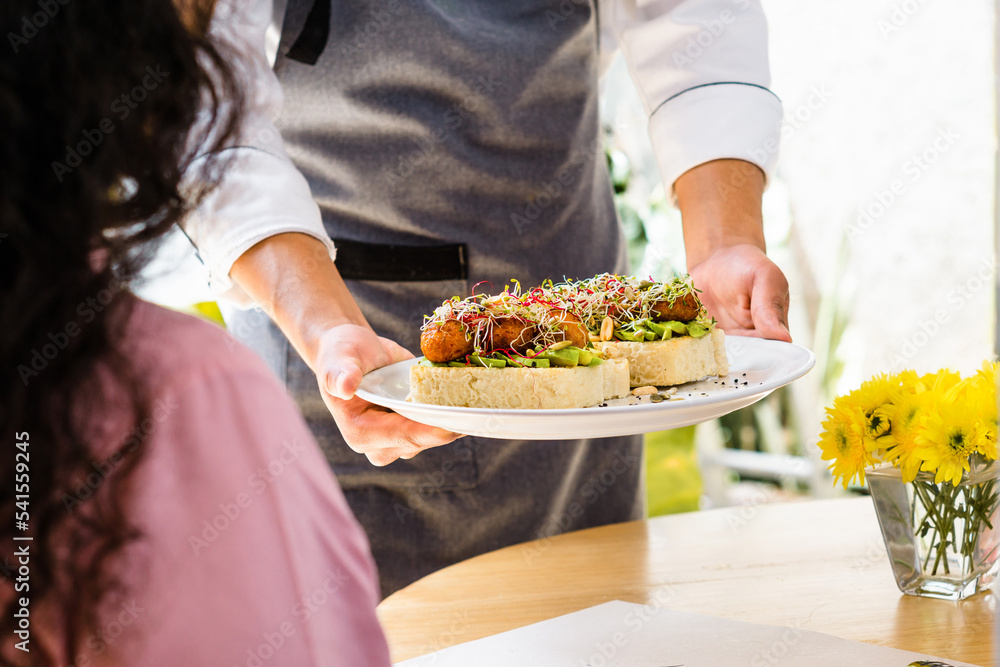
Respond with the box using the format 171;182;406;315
323;356;365;400
322;333;412;399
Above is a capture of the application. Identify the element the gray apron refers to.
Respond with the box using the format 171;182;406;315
227;0;644;597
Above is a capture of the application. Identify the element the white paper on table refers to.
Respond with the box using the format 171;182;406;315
396;600;980;667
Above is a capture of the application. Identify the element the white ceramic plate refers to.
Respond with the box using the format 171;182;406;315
356;337;815;440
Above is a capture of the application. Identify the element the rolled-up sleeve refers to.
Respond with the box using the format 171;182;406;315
183;0;336;304
605;0;783;192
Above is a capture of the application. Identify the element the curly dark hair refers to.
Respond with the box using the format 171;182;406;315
0;1;242;663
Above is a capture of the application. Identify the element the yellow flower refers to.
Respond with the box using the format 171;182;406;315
894;369;922;393
958;363;998;460
883;390;932;482
818;394;875;488
919;368;962;394
851;373;902;454
975;359;997;386
818;363;997;488
976;425;997;461
913;393;982;486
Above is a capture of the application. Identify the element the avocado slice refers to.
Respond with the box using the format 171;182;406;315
687;323;710;338
614;329;644;342
470;354;506;368
511;356;551;368
540;347;581;367
665;321;688;335
645;321;667;337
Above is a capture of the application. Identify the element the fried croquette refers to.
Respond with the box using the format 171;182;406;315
420;319;474;362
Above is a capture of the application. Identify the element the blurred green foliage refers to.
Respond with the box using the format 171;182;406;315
645;426;702;516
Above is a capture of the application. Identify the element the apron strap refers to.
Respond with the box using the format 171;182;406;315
332;239;469;282
285;0;331;66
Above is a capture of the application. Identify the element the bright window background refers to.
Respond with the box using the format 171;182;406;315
607;0;995;394
767;0;995;387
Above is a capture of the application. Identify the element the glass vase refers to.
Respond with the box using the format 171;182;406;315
866;460;1000;600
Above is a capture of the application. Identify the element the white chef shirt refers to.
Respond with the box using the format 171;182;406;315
185;0;782;304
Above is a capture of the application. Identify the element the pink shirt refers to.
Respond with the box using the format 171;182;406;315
50;300;391;666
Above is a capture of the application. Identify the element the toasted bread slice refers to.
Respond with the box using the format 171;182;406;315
593;329;728;387
408;357;630;409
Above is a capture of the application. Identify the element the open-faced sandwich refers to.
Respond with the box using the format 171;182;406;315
410;285;630;409
540;274;728;388
408;274;728;409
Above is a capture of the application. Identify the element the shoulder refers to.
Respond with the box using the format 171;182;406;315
106;301;390;666
122;298;276;393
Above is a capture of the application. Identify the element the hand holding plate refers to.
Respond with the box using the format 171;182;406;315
315;323;462;466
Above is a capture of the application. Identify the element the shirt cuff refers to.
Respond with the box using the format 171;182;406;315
648;83;783;195
204;226;337;307
182;149;336;306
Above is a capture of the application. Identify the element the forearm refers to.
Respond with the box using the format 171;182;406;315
675;158;766;268
229;232;369;370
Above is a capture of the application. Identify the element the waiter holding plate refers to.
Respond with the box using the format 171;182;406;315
186;0;792;596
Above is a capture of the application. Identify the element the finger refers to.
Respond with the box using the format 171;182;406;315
378;336;416;364
722;327;765;339
366;445;422;467
729;302;756;331
751;303;791;342
362;426;461;466
374;425;465;463
351;402;461;446
750;269;792;342
325;393;462;451
711;303;754;335
706;286;754;332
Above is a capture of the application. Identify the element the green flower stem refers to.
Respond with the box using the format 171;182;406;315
914;482;950;574
911;476;999;577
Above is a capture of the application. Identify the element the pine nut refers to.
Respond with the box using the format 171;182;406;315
600;317;615;341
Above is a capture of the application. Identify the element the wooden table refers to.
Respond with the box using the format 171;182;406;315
378;498;996;665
